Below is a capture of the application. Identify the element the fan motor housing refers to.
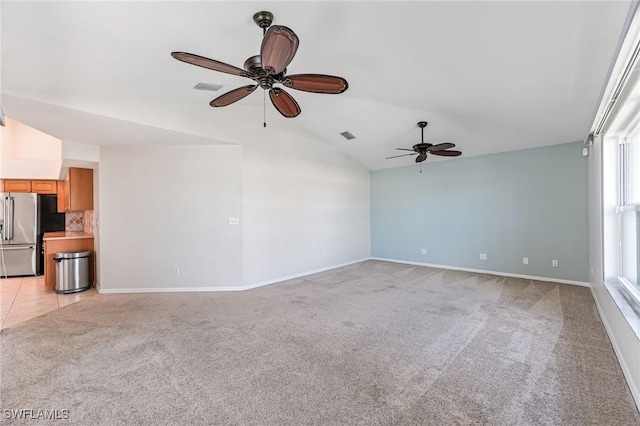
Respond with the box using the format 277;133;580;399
244;55;287;89
244;55;262;73
413;143;433;152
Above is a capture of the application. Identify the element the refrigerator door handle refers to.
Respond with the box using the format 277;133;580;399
7;196;14;241
0;245;35;250
2;196;9;241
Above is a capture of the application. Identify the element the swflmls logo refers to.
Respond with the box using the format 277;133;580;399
3;409;70;420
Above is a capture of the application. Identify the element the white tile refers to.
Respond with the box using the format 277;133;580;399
2;280;96;329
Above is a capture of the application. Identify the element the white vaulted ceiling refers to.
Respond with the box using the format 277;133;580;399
0;1;632;169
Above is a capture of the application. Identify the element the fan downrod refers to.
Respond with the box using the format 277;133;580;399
253;11;274;29
418;121;428;144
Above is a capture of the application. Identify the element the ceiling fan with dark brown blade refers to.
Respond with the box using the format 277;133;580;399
386;121;462;163
171;11;348;124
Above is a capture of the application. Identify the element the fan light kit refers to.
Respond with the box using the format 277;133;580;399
386;121;462;165
172;11;348;127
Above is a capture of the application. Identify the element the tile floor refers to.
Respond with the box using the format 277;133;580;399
1;276;96;329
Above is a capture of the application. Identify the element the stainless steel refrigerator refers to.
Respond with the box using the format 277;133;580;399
0;193;40;277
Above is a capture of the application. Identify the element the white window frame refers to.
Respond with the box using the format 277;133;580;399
615;116;640;305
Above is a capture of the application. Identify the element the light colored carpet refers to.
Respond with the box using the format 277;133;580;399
1;260;639;425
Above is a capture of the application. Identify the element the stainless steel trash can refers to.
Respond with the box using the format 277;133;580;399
54;251;91;294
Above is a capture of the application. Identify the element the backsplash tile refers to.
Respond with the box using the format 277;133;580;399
65;212;83;232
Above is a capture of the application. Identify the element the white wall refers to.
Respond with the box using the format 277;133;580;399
242;136;371;286
98;131;370;291
0;117;62;179
62;141;100;163
98;144;243;291
588;137;640;406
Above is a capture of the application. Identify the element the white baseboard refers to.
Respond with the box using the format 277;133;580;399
589;286;640;410
245;257;370;289
96;258;371;294
370;257;590;287
99;286;252;294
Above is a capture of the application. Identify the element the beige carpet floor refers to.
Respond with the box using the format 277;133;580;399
1;260;639;425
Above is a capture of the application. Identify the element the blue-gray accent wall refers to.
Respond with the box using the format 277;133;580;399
371;142;588;282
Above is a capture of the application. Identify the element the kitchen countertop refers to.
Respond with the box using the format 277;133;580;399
43;231;94;241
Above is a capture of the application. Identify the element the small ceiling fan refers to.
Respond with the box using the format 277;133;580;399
386;121;462;163
171;11;348;122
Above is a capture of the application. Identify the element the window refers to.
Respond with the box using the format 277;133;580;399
590;1;640;340
603;94;640;305
618;124;640;299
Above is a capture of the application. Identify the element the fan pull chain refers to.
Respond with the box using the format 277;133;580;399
263;90;267;128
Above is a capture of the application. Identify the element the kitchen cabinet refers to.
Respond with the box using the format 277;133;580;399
2;179;58;194
57;168;93;212
3;180;32;192
30;180;58;194
43;232;94;290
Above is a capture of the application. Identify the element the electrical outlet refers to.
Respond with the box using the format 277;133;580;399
552;260;558;267
523;257;529;265
421;249;428;255
480;253;487;260
174;267;180;275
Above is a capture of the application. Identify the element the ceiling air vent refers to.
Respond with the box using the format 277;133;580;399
194;82;224;92
340;131;355;140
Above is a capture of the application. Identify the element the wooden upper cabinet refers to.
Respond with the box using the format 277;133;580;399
3;179;58;194
31;180;58;194
3;180;32;193
57;168;93;212
57;180;69;212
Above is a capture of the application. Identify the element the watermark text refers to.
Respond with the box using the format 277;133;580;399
3;409;70;420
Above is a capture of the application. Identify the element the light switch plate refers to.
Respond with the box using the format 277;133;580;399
228;218;239;225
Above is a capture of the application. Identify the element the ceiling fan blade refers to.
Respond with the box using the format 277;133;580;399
283;74;348;94
171;52;247;77
426;143;455;152
386;153;417;159
269;88;301;118
395;148;416;151
261;25;299;75
416;153;428;163
430;150;462;157
210;85;258;107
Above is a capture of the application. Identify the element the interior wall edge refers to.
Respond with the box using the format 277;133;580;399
371;257;590;287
